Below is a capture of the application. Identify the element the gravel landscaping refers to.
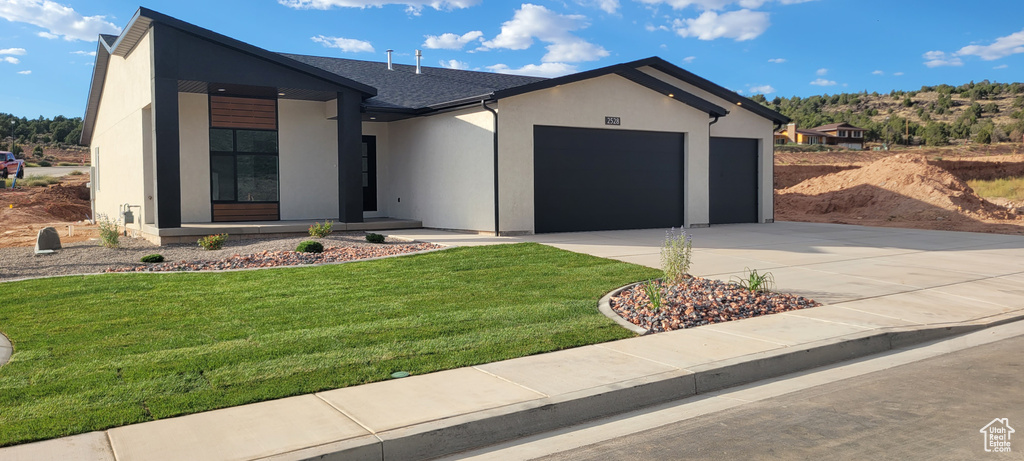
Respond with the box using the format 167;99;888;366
611;277;821;333
0;232;440;282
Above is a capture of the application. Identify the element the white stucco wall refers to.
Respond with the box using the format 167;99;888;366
179;93;211;223
639;66;776;223
497;73;712;233
278;99;340;220
361;121;389;218
384;107;494;231
89;31;154;227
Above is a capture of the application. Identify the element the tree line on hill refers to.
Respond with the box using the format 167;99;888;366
0;112;84;156
752;81;1024;146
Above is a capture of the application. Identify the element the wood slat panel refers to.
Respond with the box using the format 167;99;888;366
212;203;279;222
210;96;277;130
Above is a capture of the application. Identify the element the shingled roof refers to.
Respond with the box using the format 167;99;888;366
282;54;547;111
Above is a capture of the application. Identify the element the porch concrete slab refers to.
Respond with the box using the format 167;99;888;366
597;327;784;369
930;273;1024;310
316;367;544;433
1;431;113;461
475;345;678;396
798;257;986;289
702;312;873;346
106;395;371;461
781;305;917;329
835;290;1012;325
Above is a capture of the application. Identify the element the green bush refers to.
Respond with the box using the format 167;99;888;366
68;170;84;176
37;160;51;167
140;254;165;263
308;220;333;238
296;240;324;253
366;233;386;244
198;233;227;250
97;215;119;248
21;175;60;187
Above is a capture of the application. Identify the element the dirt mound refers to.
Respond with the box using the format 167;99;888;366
776;154;1018;223
0;177;95;247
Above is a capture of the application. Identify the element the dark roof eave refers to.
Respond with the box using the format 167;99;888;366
631;57;790;125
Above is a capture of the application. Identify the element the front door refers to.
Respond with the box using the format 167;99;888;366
362;136;377;212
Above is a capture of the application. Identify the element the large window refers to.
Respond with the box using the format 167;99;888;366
210;128;279;203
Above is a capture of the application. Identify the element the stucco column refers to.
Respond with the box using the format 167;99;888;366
337;90;363;223
151;24;181;228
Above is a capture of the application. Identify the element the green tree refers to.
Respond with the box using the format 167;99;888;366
922;122;949;146
32;145;43;157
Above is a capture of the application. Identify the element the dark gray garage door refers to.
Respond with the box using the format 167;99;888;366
534;126;684;233
709;137;759;224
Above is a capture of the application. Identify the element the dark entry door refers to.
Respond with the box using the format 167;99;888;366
534;126;685;233
362;136;377;212
709;137;759;224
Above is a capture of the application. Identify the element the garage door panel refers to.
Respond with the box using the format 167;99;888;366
534;126;685;233
709;137;758;225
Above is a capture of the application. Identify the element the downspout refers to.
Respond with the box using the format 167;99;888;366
482;99;499;236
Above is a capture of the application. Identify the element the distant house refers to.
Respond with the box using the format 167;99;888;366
775;122;866;150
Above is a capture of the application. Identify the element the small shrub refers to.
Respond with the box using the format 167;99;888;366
308;220;333;238
22;175;60;187
732;268;775;293
97;214;119;248
641;280;664;311
37;160;51;167
296;240;324;253
68;170;84;176
366;233;386;244
198;233;227;250
660;228;693;285
140;254;164;263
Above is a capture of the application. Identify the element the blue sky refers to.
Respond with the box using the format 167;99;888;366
1;0;1022;119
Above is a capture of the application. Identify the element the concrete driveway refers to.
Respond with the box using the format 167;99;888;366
387;221;1024;323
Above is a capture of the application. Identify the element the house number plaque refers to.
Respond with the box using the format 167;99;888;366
605;116;621;126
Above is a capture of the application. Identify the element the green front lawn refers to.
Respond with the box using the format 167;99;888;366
0;243;657;446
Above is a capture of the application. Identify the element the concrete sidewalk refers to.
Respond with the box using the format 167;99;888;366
3;222;1023;461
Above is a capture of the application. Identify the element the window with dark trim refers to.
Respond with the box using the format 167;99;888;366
210;128;279;203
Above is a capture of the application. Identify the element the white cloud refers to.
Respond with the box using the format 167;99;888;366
645;24;670;32
577;0;620;13
749;84;775;94
809;78;836;86
0;0;121;41
636;0;816;11
487;62;577;77
439;59;469;69
871;70;884;75
922;50;962;68
37;31;58;39
682;55;696;63
17;70;31;74
956;28;1024;61
71;50;96;56
994;64;1008;69
279;0;480;13
0;48;27;55
482;4;608;63
423;30;483;49
673;9;769;41
311;35;375;53
894;71;904;76
767;57;785;63
3;57;20;64
815;67;827;76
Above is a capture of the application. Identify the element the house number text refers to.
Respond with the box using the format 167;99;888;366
605;116;621;126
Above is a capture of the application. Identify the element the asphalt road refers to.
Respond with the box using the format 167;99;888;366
538;335;1024;461
22;165;89;178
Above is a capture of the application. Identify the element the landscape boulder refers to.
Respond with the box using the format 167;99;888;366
35;227;62;253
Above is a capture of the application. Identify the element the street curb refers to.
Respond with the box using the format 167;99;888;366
294;311;1024;461
597;282;649;335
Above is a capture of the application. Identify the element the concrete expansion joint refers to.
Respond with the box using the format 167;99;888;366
471;366;549;398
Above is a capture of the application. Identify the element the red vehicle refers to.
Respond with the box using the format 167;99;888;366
1;151;25;179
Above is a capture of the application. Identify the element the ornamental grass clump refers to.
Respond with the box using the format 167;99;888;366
198;233;227;251
97;214;119;248
660;227;693;285
641;280;664;311
732;267;775;293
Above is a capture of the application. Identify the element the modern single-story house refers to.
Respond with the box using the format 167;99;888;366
83;8;789;244
775;122;865;150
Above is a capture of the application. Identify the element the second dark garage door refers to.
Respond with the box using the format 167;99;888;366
709;137;759;224
534;126;685;233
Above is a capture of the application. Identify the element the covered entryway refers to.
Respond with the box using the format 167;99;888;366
709;137;759;225
533;126;685;233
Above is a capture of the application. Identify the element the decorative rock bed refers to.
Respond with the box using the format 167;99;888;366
610;277;821;334
105;242;442;273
